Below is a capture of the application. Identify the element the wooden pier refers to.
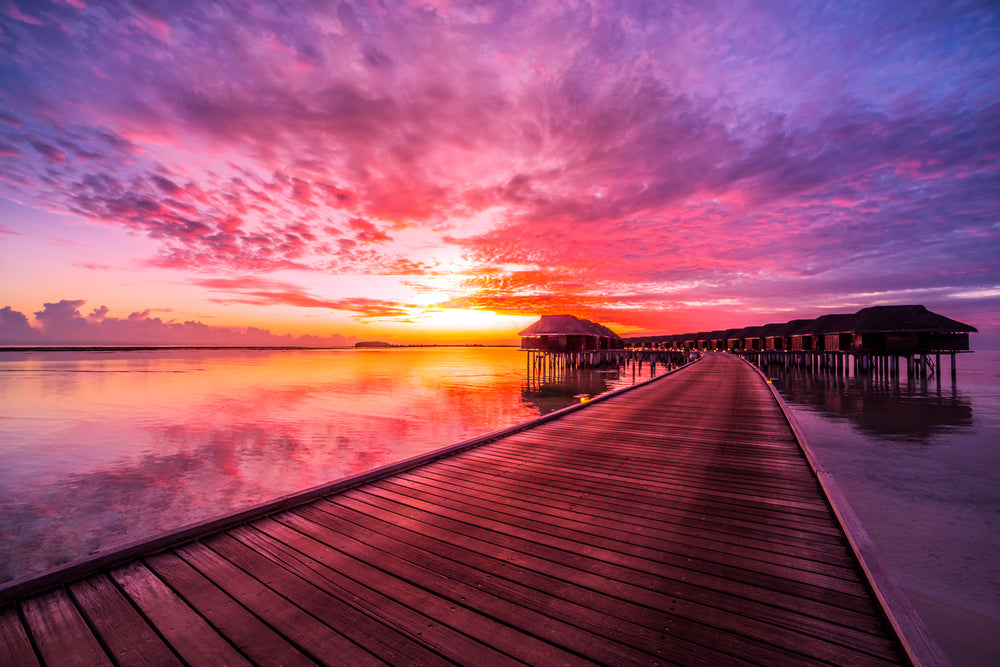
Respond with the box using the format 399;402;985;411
525;347;690;385
739;348;963;388
0;354;946;666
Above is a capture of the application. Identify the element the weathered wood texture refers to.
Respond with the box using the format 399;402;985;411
1;354;917;665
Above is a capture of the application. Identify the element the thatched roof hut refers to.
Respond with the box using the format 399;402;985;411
846;305;976;334
622;305;976;353
518;315;624;351
845;305;976;353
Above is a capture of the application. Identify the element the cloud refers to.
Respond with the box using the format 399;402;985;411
0;0;997;335
1;301;356;347
348;217;392;243
0;306;40;343
196;276;412;320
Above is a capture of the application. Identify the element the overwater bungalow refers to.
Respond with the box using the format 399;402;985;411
518;314;625;353
623;305;976;360
519;315;631;380
839;305;974;354
738;325;767;351
790;313;854;352
759;322;791;351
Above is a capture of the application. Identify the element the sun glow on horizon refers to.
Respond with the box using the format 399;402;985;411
366;307;535;343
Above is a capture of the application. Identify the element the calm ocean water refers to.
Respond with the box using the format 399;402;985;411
1;346;995;664
0;346;656;584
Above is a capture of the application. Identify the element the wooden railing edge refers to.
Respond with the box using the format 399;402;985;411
741;355;951;667
0;356;701;606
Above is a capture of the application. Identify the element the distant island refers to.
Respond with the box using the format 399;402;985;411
354;341;394;348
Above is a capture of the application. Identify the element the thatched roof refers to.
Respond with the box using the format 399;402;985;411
758;322;793;337
794;313;854;336
738;325;766;338
518;315;622;339
580;319;624;340
621;305;976;343
846;305;977;334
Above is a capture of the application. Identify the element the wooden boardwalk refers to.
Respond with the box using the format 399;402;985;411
0;354;942;666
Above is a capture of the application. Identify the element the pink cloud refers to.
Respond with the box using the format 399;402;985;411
0;0;996;338
348;217;392;243
196;276;412;320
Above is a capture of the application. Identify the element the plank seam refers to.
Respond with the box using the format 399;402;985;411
275;506;603;665
741;355;950;667
13;600;43;666
135;552;282;667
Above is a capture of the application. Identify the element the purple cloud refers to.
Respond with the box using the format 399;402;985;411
0;0;996;337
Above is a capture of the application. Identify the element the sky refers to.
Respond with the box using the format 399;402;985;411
1;0;998;346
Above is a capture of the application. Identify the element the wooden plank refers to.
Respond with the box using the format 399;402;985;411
197;533;433;665
143;551;317;667
339;486;880;618
356;480;874;606
484;435;822;495
437;450;846;539
110;561;251;666
468;445;834;517
290;499;899;666
20;589;112;667
285;508;753;666
329;491;885;634
482;442;820;494
311;495;899;664
751;360;951;667
0;605;40;667
396;464;857;569
233;520;556;666
68;574;182;666
367;476;865;591
173;540;382;666
428;454;847;548
472;450;829;518
275;507;658;665
457;447;821;513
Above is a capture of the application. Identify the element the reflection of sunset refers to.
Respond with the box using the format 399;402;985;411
2;347;622;582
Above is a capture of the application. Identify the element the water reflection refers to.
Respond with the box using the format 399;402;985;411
766;363;974;443
521;368;618;413
0;347;665;583
519;356;668;414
